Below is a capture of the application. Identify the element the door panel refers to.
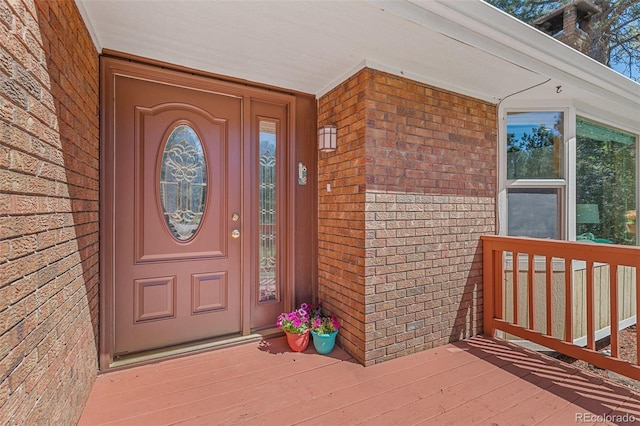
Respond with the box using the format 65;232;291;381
114;75;242;355
136;105;227;262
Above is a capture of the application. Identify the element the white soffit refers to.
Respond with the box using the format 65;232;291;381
75;0;541;98
75;0;638;131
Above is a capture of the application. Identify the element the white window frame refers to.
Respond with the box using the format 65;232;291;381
498;105;574;240
499;101;640;245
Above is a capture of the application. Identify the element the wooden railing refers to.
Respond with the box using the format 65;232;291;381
482;235;640;380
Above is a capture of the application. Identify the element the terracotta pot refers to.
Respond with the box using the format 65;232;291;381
285;330;310;352
311;330;338;354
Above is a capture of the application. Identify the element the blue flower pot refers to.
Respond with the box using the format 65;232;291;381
311;330;338;354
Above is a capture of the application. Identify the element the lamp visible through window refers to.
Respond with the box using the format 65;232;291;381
576;203;601;242
576;204;600;224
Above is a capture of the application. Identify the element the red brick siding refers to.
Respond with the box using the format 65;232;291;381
318;68;497;365
0;0;99;423
317;70;368;364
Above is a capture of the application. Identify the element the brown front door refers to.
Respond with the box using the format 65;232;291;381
112;69;243;355
102;57;297;363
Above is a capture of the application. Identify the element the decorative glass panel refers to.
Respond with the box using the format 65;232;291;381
576;118;636;245
507;111;564;179
159;124;206;241
259;121;277;302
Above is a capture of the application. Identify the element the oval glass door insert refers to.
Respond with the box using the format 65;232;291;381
159;124;207;241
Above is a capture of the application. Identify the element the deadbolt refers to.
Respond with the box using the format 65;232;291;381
231;229;240;238
231;213;240;221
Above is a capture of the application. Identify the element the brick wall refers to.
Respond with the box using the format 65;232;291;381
317;70;368;364
318;68;497;365
0;0;99;423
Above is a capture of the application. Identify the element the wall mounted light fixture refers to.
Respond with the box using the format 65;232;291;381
318;125;337;152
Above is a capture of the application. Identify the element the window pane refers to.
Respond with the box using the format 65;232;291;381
159;124;206;241
576;118;636;245
507;111;564;179
507;188;561;239
259;121;277;302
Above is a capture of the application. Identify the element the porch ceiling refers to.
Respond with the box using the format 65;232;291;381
75;0;639;131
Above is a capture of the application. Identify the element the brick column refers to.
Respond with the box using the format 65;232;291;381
317;70;369;364
318;68;497;365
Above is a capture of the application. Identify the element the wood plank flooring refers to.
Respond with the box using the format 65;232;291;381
79;335;640;425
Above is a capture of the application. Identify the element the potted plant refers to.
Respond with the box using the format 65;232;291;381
309;304;341;354
276;303;311;352
626;210;636;233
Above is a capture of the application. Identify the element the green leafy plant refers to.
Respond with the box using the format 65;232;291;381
310;303;341;334
276;303;342;335
276;304;311;334
626;210;636;224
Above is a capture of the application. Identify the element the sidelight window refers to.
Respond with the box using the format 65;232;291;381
259;120;277;302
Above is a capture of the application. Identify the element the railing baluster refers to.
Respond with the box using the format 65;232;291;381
513;252;519;325
636;263;640;366
546;256;552;336
528;253;534;331
586;260;595;351
496;250;503;322
565;258;573;343
482;239;495;336
610;264;619;358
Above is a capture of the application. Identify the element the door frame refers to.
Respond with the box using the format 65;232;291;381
100;55;298;370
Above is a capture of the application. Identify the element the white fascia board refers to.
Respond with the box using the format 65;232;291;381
422;0;639;104
372;0;638;113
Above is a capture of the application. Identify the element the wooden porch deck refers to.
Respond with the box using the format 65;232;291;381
79;335;640;425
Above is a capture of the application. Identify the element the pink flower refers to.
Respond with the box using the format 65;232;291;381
332;316;341;329
276;303;340;335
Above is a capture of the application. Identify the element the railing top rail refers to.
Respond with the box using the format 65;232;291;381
481;235;640;267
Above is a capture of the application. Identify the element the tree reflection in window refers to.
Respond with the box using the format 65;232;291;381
160;124;206;241
576;118;636;245
507;111;564;180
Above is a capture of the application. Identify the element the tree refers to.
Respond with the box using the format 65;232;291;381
486;0;640;81
575;130;636;244
507;117;564;180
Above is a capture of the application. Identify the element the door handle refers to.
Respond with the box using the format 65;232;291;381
231;213;240;238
